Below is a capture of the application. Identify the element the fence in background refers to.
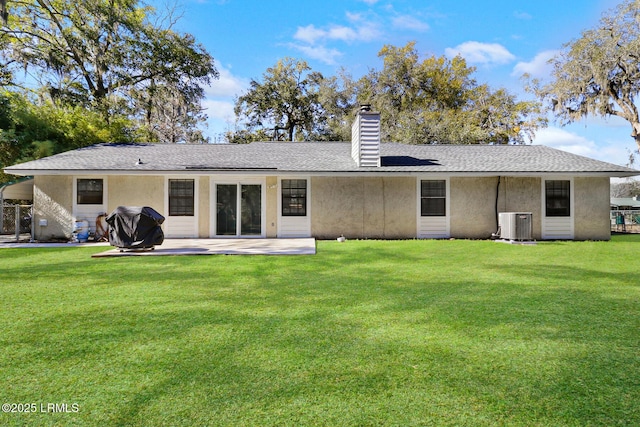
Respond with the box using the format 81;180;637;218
1;204;33;241
611;210;640;233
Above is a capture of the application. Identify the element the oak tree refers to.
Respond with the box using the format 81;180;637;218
1;0;217;143
361;42;545;144
233;58;324;142
530;0;640;151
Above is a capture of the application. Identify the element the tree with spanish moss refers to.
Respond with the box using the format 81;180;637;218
528;0;640;154
232;58;324;142
361;42;546;144
0;0;218;143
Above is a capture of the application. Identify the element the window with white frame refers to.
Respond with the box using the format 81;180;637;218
77;179;103;205
281;179;307;216
169;179;195;216
420;180;446;216
545;180;570;217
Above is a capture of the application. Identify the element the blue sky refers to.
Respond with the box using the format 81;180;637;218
161;0;635;167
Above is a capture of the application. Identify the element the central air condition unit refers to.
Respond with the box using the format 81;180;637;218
499;212;532;241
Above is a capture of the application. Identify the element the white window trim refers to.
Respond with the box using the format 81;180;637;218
277;176;311;238
541;177;574;239
72;175;108;220
164;176;199;238
416;176;450;239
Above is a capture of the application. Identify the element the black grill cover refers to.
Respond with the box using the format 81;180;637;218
106;206;165;249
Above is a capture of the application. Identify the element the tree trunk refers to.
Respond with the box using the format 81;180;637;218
632;121;640;153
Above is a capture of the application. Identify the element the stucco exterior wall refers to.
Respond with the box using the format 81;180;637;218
30;173;613;241
198;177;209;238
33;175;74;240
450;177;543;239
107;175;165;214
501;177;542;240
574;177;610;240
449;177;496;239
310;176;416;239
266;176;278;238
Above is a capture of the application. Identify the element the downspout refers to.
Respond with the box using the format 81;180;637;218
495;176;501;231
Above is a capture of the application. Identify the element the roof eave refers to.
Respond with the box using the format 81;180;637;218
6;168;638;178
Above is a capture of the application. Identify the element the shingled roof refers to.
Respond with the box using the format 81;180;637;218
4;142;639;177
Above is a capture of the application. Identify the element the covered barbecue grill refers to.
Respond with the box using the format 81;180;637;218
106;206;164;250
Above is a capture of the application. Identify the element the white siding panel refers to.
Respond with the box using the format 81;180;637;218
164;176;199;238
418;217;449;239
164;216;197;238
351;112;380;167
278;216;311;238
542;178;574;240
74;205;105;234
351;118;360;163
73;176;108;234
543;217;574;240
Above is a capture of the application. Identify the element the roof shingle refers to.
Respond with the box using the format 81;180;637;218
4;142;639;176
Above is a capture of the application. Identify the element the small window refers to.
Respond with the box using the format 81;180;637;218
545;180;570;217
421;180;446;216
77;179;103;205
169;179;194;216
282;179;307;216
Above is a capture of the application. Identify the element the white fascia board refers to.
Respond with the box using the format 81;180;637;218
6;169;638;178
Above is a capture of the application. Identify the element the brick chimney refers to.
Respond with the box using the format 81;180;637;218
351;104;381;167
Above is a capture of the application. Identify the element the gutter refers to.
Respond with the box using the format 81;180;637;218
5;169;639;178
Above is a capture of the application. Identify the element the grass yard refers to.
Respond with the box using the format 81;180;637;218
0;237;639;426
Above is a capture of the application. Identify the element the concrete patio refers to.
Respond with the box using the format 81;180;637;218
92;238;317;257
0;238;317;256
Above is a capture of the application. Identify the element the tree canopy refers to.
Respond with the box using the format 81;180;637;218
360;42;545;144
232;58;324;142
0;90;140;183
529;0;640;152
1;0;217;144
0;0;219;184
232;43;546;144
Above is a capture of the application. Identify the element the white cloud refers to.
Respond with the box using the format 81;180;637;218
533;121;637;167
512;50;559;78
294;21;380;45
513;11;532;20
392;15;429;32
201;99;236;140
288;43;342;65
294;25;327;45
445;41;515;65
353;21;381;41
327;25;359;41
359;0;379;4
202;99;235;122
532;127;598;157
206;64;250;97
291;13;381;64
199;64;252;138
346;12;362;22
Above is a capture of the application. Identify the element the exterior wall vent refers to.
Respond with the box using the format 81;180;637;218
351;105;381;167
499;212;532;241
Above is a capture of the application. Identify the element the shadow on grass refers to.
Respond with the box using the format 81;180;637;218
2;241;640;425
8;261;638;425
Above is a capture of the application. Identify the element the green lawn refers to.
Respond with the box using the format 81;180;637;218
0;237;639;426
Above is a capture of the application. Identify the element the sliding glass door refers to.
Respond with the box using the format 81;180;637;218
240;184;261;235
215;183;262;236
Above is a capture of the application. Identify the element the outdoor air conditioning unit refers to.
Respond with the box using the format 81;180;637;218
499;212;532;241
